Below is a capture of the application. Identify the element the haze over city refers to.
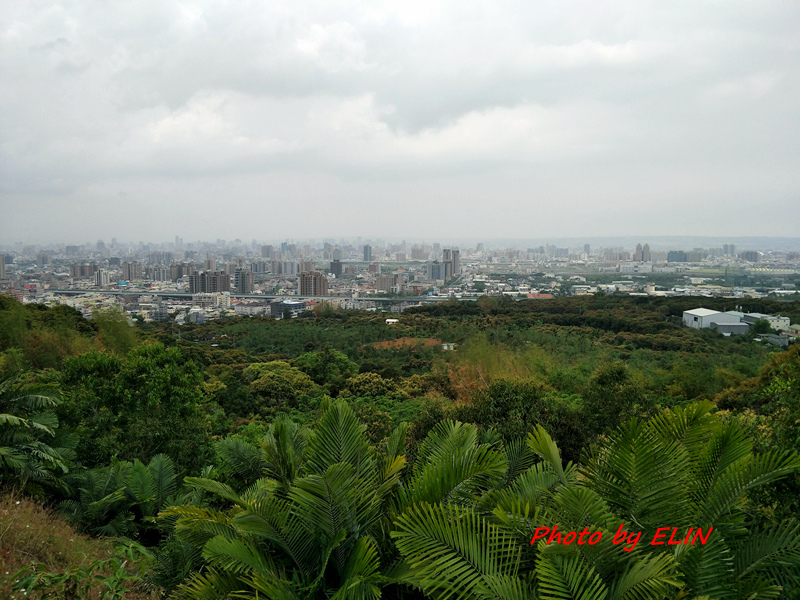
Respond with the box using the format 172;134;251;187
2;1;799;243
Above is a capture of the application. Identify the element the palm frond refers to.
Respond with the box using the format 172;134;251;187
415;420;480;471
305;400;372;477
734;522;800;587
330;536;383;600
384;422;409;459
149;453;178;508
503;438;538;487
527;425;573;487
185;476;248;508
172;567;245;600
216;437;270;487
203;535;278;577
582;419;690;531
261;416;308;486
400;444;507;507
607;553;682;600
697;451;800;526
647;401;718;453
674;531;733;598
392;502;521;600
535;553;608;600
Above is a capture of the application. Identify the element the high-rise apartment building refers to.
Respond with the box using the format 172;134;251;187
375;272;403;293
632;243;651;262
299;271;329;296
151;266;170;281
188;271;232;294
95;269;109;286
427;261;447;281
70;263;99;278
281;261;300;275
667;251;687;263
411;246;428;260
121;261;142;281
739;251;760;263
271;261;299;275
170;264;181;281
234;268;253;294
375;274;394;292
442;249;460;280
442;249;452;278
0;259;5;279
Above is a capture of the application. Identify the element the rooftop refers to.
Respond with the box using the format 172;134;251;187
683;308;721;316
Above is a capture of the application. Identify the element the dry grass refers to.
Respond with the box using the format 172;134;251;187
371;337;443;350
0;492;157;599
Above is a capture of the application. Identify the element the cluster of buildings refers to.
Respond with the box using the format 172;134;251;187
1;237;798;328
682;307;798;346
0;239;472;310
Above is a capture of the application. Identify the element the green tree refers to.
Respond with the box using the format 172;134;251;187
92;307;137;355
582;361;655;436
718;344;800;519
458;379;587;463
341;372;403;399
750;318;776;335
59;344;209;472
244;361;319;419
293;345;358;394
0;295;28;351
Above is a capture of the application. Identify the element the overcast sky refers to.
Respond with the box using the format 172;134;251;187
2;0;799;244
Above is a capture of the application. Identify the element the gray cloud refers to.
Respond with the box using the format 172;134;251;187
1;0;798;242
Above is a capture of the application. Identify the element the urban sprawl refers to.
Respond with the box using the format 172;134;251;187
1;238;799;344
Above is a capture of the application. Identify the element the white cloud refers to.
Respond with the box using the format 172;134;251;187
1;0;799;240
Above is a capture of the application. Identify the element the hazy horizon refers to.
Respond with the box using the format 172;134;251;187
6;235;800;254
2;1;798;242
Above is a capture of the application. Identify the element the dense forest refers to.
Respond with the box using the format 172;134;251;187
1;293;799;599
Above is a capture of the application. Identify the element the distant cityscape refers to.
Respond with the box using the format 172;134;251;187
1;236;799;325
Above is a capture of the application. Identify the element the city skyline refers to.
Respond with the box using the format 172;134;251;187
4;235;800;254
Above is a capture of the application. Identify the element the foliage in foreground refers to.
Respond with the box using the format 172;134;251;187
163;400;800;599
0;371;75;494
0;494;156;600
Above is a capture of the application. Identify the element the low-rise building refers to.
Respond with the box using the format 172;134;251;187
682;308;742;330
270;299;307;319
742;312;791;332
